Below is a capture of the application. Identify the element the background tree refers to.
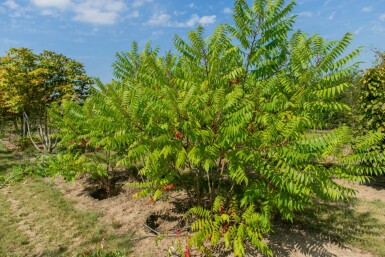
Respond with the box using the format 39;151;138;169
0;47;92;153
358;52;385;134
0;48;37;136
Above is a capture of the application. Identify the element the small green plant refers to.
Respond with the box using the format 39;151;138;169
0;154;55;188
77;238;126;257
111;220;123;230
0;165;26;188
187;196;272;256
16;136;31;150
77;250;125;257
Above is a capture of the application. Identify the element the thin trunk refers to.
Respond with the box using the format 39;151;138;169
195;168;203;206
24;112;44;154
206;170;213;208
22;112;27;137
47;126;52;153
51;136;59;152
216;158;225;195
44;114;49;151
38;124;44;148
13;118;20;134
106;150;111;197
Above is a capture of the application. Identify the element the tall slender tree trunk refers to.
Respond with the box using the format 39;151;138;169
13;118;20;135
22;110;27;137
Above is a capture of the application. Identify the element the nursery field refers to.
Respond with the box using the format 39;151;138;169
1;138;385;257
2;0;385;256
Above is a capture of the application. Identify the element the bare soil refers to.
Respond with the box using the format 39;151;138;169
50;176;188;256
49;175;385;257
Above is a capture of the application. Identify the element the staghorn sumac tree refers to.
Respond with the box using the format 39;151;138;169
52;0;385;256
50;77;140;195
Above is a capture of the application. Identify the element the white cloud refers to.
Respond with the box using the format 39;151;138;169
128;10;140;18
74;0;126;13
73;8;118;25
361;6;373;13
223;7;232;14
152;30;163;36
147;12;172;26
324;0;332;6
354;26;364;35
41;9;57;16
3;0;29;17
4;0;19;9
196;15;216;25
31;0;127;25
132;0;152;8
177;14;216;27
73;0;127;25
31;0;71;9
189;3;195;8
147;12;216;28
298;11;314;17
173;10;186;16
372;24;385;33
2;38;21;46
380;13;385;21
327;11;335;21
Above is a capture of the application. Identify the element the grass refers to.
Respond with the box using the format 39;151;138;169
298;198;385;257
0;194;31;255
0;140;20;174
0;177;132;256
0;139;132;256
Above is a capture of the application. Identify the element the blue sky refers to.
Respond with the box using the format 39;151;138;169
1;0;385;83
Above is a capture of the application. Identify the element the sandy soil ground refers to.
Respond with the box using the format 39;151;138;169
49;175;384;257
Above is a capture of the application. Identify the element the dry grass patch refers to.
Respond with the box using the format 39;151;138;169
0;193;31;256
0;177;132;256
0;140;21;174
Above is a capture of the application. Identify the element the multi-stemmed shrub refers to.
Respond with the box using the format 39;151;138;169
51;0;385;255
50;79;139;194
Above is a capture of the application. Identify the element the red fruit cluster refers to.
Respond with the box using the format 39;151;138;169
161;184;176;191
220;222;230;234
175;131;183;139
228;77;240;86
81;138;88;146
